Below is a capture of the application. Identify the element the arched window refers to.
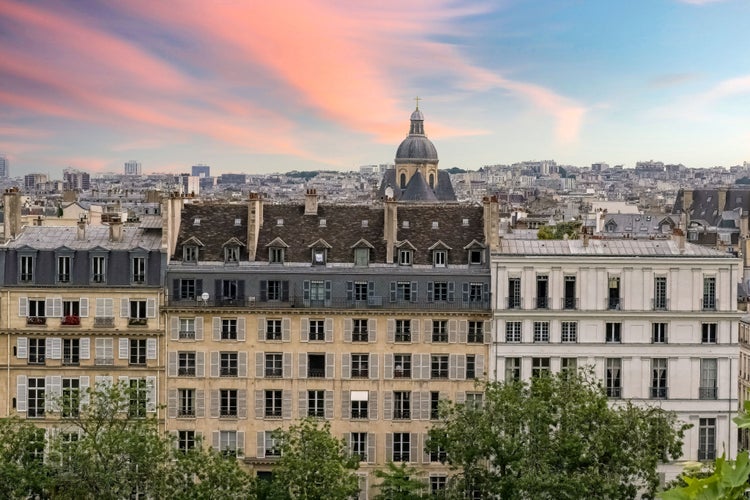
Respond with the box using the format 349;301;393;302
429;173;435;188
400;173;407;189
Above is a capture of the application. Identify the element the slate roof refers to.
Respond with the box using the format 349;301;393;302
378;169;456;202
175;204;247;260
674;188;750;225
599;214;678;238
495;238;733;258
6;225;162;251
399;171;438;202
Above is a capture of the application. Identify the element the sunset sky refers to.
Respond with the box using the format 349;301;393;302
2;0;750;176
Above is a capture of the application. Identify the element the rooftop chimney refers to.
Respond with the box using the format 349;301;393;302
482;195;500;251
2;188;22;242
304;188;319;215
247;192;264;260
672;227;686;254
109;216;123;242
383;196;398;263
77;215;87;241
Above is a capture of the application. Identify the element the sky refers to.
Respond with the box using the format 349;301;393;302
2;0;750;177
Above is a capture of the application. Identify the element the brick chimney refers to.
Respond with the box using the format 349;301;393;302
247;192;264;261
304;188;319;216
109;216;123;242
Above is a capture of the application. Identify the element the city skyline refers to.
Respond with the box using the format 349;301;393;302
1;0;750;177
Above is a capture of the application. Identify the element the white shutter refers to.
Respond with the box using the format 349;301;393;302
49;338;62;359
282;318;291;341
424;319;432;344
282;390;292;419
256;432;265;458
256;352;264;378
168;389;178;418
367;434;376;464
168;352;177;377
120;298;129;318
370;354;379;380
387;319;395;342
118;338;129;359
421;354;431;380
237;318;246;341
384;392;393;420
369;391;378;420
80;338;90;359
196;390;205;417
17;337;28;359
342;354;351;379
51;298;63;317
458;320;468;343
298;391;307;419
341;390;350;419
300;318;309;342
325;353;335;379
196;352;205;378
384;354;394;379
46;375;62;412
238;352;248;378
448;319;458;343
476;354;485;378
456;354;466;380
325;318;333;342
213;318;221;341
238;390;247;418
257;318;266;342
79;298;89;317
412;355;421;380
210;390;219;418
146;298;156;318
298;353;308;379
368;319;377;342
170;317;179;340
79;376;89;407
146;376;157;412
255;391;264;419
344;319;353;342
195;317;204;340
283;353;292;379
210;352;219;378
16;375;27;412
484;320;492;344
18;297;28;317
146;338;157;360
411;320;420;343
237;431;245;456
325;390;334;419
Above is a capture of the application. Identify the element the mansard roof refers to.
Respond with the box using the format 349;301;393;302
6;225;162;251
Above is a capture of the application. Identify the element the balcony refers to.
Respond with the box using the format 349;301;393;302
431;369;448;379
394;369;411;379
607;297;621;310
307;409;325;418
651;298;669;311
561;297;578;310
393;409;411;420
650;386;668;399
701;298;717;311
179;330;195;340
699;386;718;400
535;296;549;309
94;317;114;328
265;410;282;419
220;367;238;377
506;297;523;309
132;274;145;284
177;410;195;418
219;410;237;419
606;387;621;398
26;316;46;326
265;369;282;378
351;410;368;419
178;367;195;376
128;318;148;327
61;315;80;326
351;370;369;379
307;368;325;378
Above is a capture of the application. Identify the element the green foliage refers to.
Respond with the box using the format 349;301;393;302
373;461;427;500
267;419;360;500
0;417;48;499
537;221;581;240
429;369;688;499
446;167;467;174
286;170;320;180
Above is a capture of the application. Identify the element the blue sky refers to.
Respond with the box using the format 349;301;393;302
1;0;749;176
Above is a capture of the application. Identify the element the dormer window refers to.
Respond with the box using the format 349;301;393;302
313;249;326;265
270;247;285;264
20;255;35;283
468;249;483;265
224;246;240;264
193;218;200;226
354;248;369;267
399;249;412;266
319;219;327;227
433;250;447;267
183;246;198;263
432;221;439;230
462;218;469;227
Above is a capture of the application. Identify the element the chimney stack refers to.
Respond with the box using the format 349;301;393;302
304;188;319;216
77;214;87;241
673;227;686;254
383;196;398;263
109;216;123;242
482;195;500;251
2;188;22;242
247;192;264;261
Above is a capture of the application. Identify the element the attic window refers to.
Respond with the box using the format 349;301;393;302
432;221;439;229
193;218;200;226
319;219;327;227
234;218;241;226
312;249;326;265
277;218;284;226
361;220;368;228
224;246;240;264
402;221;410;229
462;218;469;227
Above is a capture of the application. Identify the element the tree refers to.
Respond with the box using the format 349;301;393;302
373;462;426;500
267;419;360;500
0;417;49;499
537;220;581;240
428;369;688;499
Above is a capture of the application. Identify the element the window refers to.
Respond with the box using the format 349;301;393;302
264;431;280;457
354;282;369;301
531;358;550;378
307;354;326;378
265;390;282;418
505;357;521;382
129;378;148;418
62;378;79;418
433;320;448;342
309;281;325;301
508;278;521;308
700;359;718;400
398;249;412;266
702;323;717;344
308;320;325;341
430;476;447;496
178;352;196;376
223;319;238;340
561;357;577;375
536;275;549;309
433;282;448;301
351;354;369;378
179;389;195;417
607;276;621;310
63;339;79;366
179;318;196;339
178;431;196;452
219;430;239;457
394;354;411;378
266;280;285;301
91;256;106;283
652;323;667;343
533;322;549;343
221;280;239;302
220;352;238;377
351;391;369;419
354;248;369;267
352;319;369;342
20;255;34;282
224;246;240;263
505;322;521;342
430;392;440;420
468;321;484;343
58;256;71;283
563;276;576;309
431;355;449;379
394;391;411;420
702;277;716;310
606;322;621;343
308;390;325;418
651;358;668;399
220;389;238;417
28;378;45;418
132;257;146;283
265;353;282;378
29;338;46;365
393;433;410;462
180;279;197;300
468;283;483;303
466;393;483;409
433;250;446;267
396;282;413;302
312;248;327;265
269;247;284;264
130;339;146;366
430;442;448;463
351;432;368;461
698;418;716;460
95;338;113;365
606;358;621;398
28;299;46;319
129;300;148;323
466;355;477;380
395;320;411;342
561;322;577;343
654;276;667;310
183;246;198;263
63;300;80;321
468;249;482;265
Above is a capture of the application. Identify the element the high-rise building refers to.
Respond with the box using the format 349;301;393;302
124;160;142;176
191;164;211;178
24;173;48;191
0;155;8;178
63;168;91;191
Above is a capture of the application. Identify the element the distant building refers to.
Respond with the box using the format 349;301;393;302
0;155;8;178
218;173;247;185
124;160;142;176
24;173;48;191
63;168;91;191
191;164;211;178
179;173;200;196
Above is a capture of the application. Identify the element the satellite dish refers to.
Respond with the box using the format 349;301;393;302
201;292;209;301
385;186;394;199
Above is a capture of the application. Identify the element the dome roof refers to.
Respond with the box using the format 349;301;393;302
395;107;438;164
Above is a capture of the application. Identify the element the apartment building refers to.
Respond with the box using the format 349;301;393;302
491;234;741;479
162;191;498;496
0;189;164;433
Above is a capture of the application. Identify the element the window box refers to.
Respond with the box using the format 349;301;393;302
128;318;148;326
26;316;46;326
61;315;80;326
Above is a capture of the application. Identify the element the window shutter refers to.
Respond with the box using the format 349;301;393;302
238;352;248;378
390;282;397;302
51;298;63;317
16;375;27;412
341;354;351;379
421;354;431;380
387;319;395;343
17;337;27;358
448;281;455;302
456;355;466;380
120;298;129;318
213;318;221;341
411;282;418;302
254;391;263;419
146;298;156;318
325;353;335;379
369;391;378;420
80;338;90;359
462;283;470;303
384;354;394;379
283;353;292;379
118;338;129;359
282;318;291;341
449;354;458;380
411;320;420;343
384;392;393;420
210;352;219;378
79;376;89;407
79;298;89;317
369;319;377;342
424;320;432;344
325;390;334;419
324;281;332;306
341;391;350;419
456;392;466;404
448;320;458;343
210;390;219;418
300;318;309;342
476;354;485;378
458;320;468;343
238;390;247;418
237;431;245;456
46;376;61;413
412;391;421;421
196;390;205;417
146;376;157;412
298;353;307;379
259;281;267;302
421;392;431;420
409;433;420;463
427;282;434;302
282;390;292;419
255;352;264;378
213;431;220;451
412;355;421;380
370;354;379;380
170;317;179;340
367;434;377;464
346;281;353;301
484;320;492;344
49;338;61;359
257;318;266;342
18;297;28;317
195;317;204;340
343;319;353;342
303;281;310;302
385;433;393;462
168;352;177;377
146;338;157;360
196;352;205;378
237;318;246;341
298;391;307;419
325;318;333;342
256;432;265;459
